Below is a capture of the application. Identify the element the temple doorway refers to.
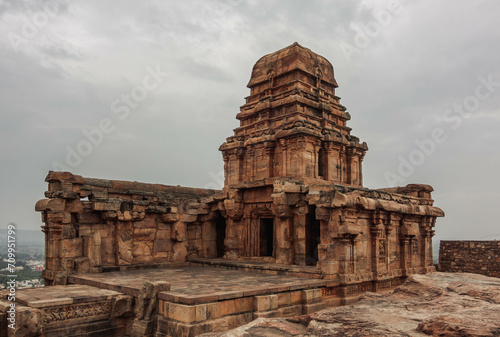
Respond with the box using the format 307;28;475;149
306;207;321;265
215;212;226;258
259;218;274;257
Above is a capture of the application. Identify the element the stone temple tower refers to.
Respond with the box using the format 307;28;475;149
220;42;368;187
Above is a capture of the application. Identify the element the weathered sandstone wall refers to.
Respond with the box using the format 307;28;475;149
439;240;500;278
36;171;220;285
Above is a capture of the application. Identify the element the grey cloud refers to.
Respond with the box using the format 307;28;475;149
0;0;499;244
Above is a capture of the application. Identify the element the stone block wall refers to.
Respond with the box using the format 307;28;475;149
439;240;500;278
36;171;220;285
217;179;442;283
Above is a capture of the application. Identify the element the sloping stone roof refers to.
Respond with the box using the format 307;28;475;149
247;42;338;87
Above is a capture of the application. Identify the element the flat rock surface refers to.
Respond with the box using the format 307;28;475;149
200;272;500;337
70;266;325;302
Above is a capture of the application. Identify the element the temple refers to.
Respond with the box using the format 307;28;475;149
1;43;444;337
221;42;366;186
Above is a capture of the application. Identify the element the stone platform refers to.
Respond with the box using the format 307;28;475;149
3;266;409;337
67;265;328;336
69;266;326;302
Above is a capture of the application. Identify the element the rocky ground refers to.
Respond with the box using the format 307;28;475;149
200;272;500;337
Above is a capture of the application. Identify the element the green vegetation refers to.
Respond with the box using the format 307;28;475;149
0;260;42;288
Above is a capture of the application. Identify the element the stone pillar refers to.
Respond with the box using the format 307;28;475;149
320;146;329;180
236;149;244;183
201;220;217;258
223;218;240;259
224;152;244;185
241;208;252;257
385;221;396;270
358;154;365;186
339;146;346;184
370;224;385;276
421;217;436;271
345;148;353;185
280;139;287;177
315;207;333;273
275;215;293;264
227;152;244;184
223;197;244;259
41;224;63;285
264;145;275;179
297;137;307;177
326;144;341;182
339;235;356;275
248;147;256;181
427;228;436;267
36;191;82;285
248;217;258;257
400;235;411;275
293;212;307;265
88;231;102;267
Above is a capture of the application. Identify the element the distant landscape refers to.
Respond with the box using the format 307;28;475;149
0;226;44;288
0;228;44;247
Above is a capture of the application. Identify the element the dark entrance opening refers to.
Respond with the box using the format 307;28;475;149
318;148;326;178
215;213;226;258
259;218;274;257
306;206;321;265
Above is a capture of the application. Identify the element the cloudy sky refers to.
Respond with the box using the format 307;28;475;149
1;0;499;244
